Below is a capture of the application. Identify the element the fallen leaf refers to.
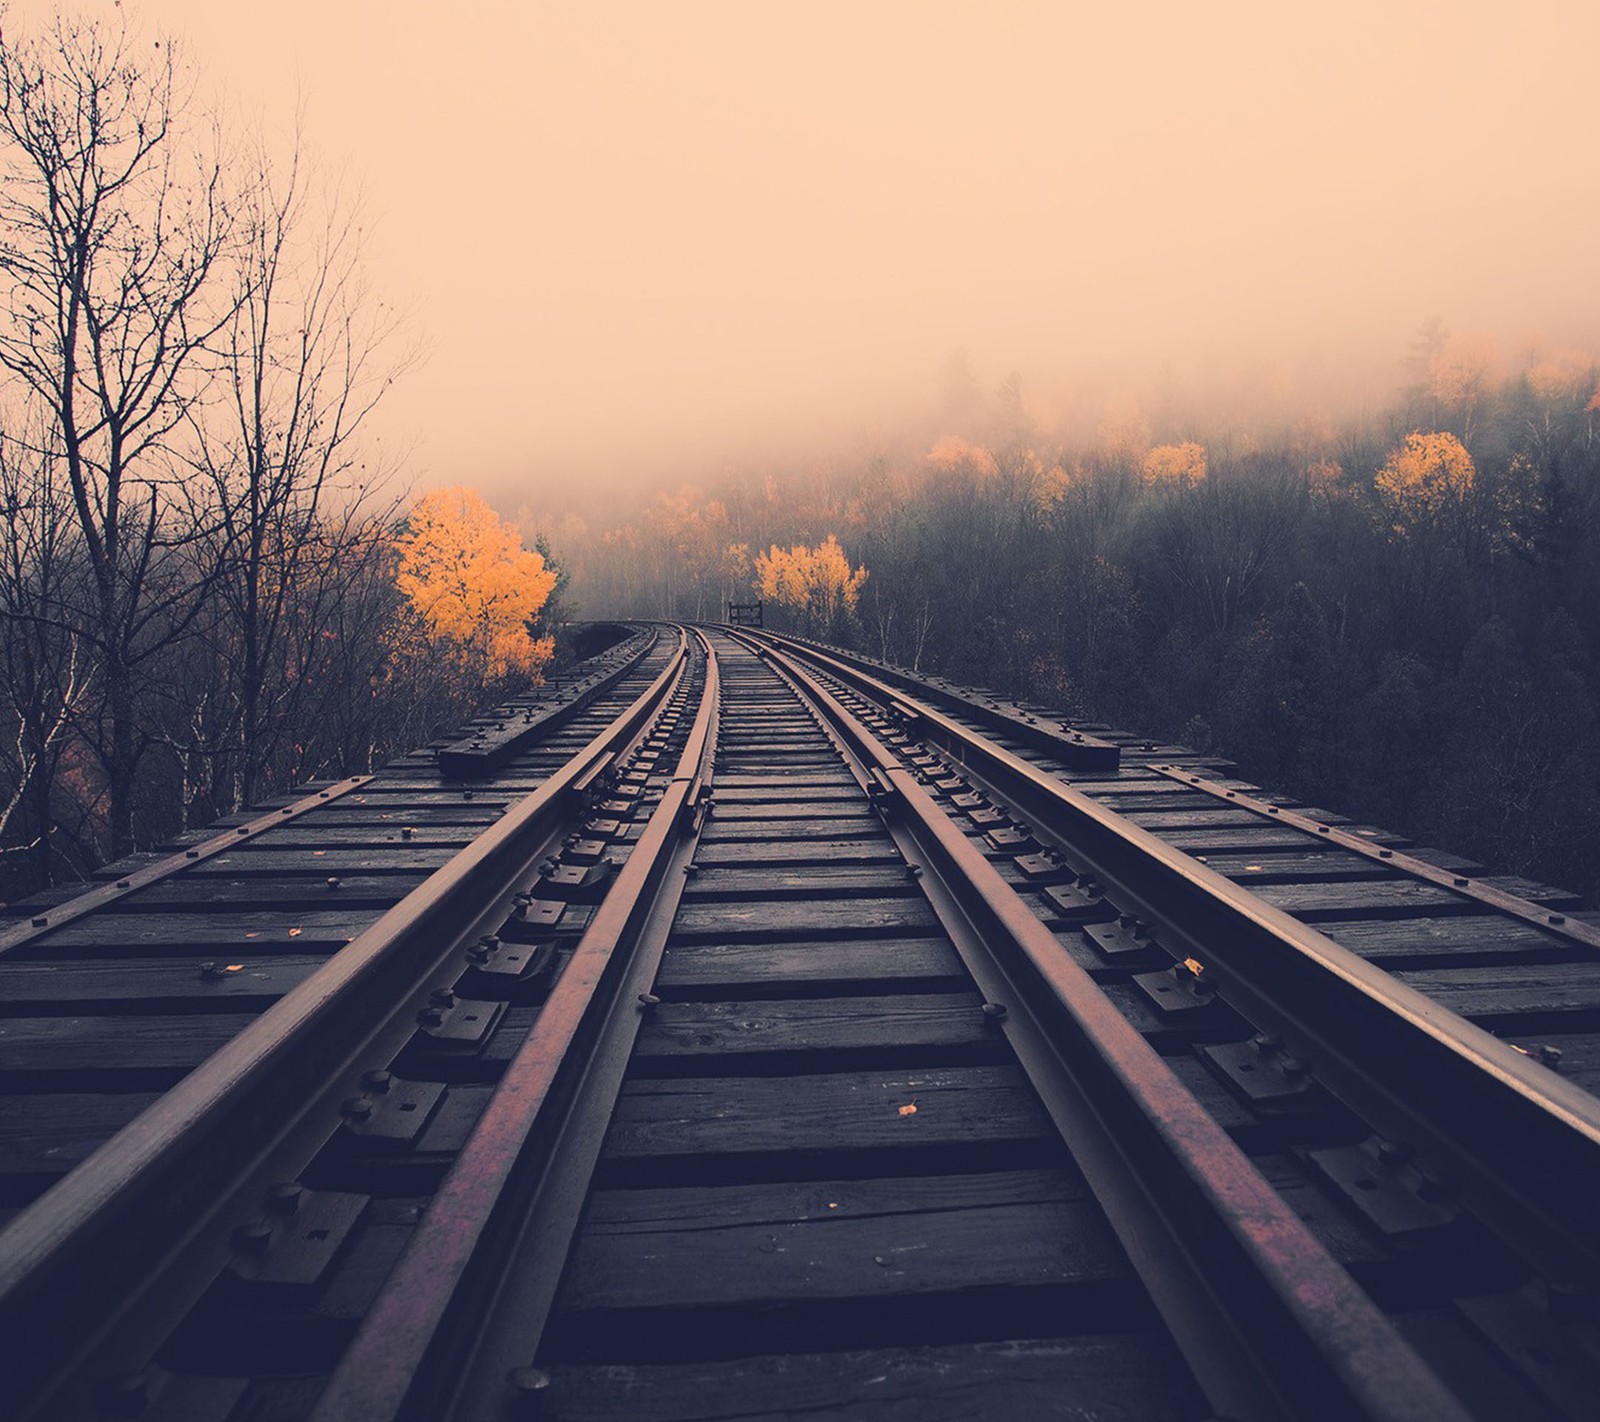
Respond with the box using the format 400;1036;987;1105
1182;957;1205;976
288;927;302;937
245;932;260;939
897;1101;918;1117
225;964;244;972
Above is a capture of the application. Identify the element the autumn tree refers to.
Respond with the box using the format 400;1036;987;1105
1141;442;1208;487
396;488;557;684
754;535;868;637
1374;432;1476;538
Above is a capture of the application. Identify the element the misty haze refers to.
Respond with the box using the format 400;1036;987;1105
2;4;1599;1419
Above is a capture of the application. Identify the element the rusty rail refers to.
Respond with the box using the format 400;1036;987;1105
0;630;691;1419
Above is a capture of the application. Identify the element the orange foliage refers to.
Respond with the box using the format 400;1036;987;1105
1374;432;1476;535
754;535;868;628
925;435;999;480
1305;457;1343;488
395;487;557;680
1527;350;1595;405
1141;442;1208;487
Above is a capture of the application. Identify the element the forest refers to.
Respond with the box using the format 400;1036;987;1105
551;343;1600;903
0;15;561;899
1;9;1596;914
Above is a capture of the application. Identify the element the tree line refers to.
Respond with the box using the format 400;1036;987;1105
559;338;1600;901
0;13;556;901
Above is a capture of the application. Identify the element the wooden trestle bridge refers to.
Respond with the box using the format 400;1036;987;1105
1;624;1598;1420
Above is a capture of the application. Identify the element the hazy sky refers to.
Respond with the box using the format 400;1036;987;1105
11;2;1600;500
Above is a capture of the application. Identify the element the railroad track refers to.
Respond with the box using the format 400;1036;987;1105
1;623;1597;1420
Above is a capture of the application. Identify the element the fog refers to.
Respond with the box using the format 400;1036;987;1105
15;1;1600;505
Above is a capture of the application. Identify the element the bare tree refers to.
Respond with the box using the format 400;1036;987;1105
0;12;239;854
190;124;412;807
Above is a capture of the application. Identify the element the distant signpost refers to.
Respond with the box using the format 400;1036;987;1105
727;600;764;628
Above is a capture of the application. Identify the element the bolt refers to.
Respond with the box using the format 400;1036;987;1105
1252;1033;1281;1056
232;1220;273;1254
326;876;341;890
981;1002;1009;1022
265;1182;304;1215
341;1096;373;1121
430;988;456;1008
1537;1044;1564;1069
416;1006;444;1027
1278;1054;1306;1079
361;1069;394;1092
199;961;225;981
507;1366;552;1409
637;993;661;1009
400;826;414;840
1375;1139;1412;1167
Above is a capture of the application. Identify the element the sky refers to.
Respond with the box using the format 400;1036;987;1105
9;1;1600;503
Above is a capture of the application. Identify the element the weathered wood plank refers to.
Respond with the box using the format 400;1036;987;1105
1251;881;1476;920
604;1065;1058;1162
0;1091;163;1185
0;955;323;1010
692;839;898;867
31;911;370;952
699;817;883;843
1393;963;1600;1026
560;1169;1121;1312
682;866;918;902
1323;916;1578;966
655;937;965;995
542;1335;1202;1422
633;992;994;1064
670;896;940;945
0;1012;255;1084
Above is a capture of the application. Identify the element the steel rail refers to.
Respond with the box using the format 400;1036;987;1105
309;630;721;1422
1151;762;1600;952
740;629;1467;1422
0;629;691;1420
754;630;1600;1292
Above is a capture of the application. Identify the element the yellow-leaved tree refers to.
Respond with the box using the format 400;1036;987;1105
396;487;558;682
754;535;868;636
1141;442;1207;487
1374;432;1476;538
